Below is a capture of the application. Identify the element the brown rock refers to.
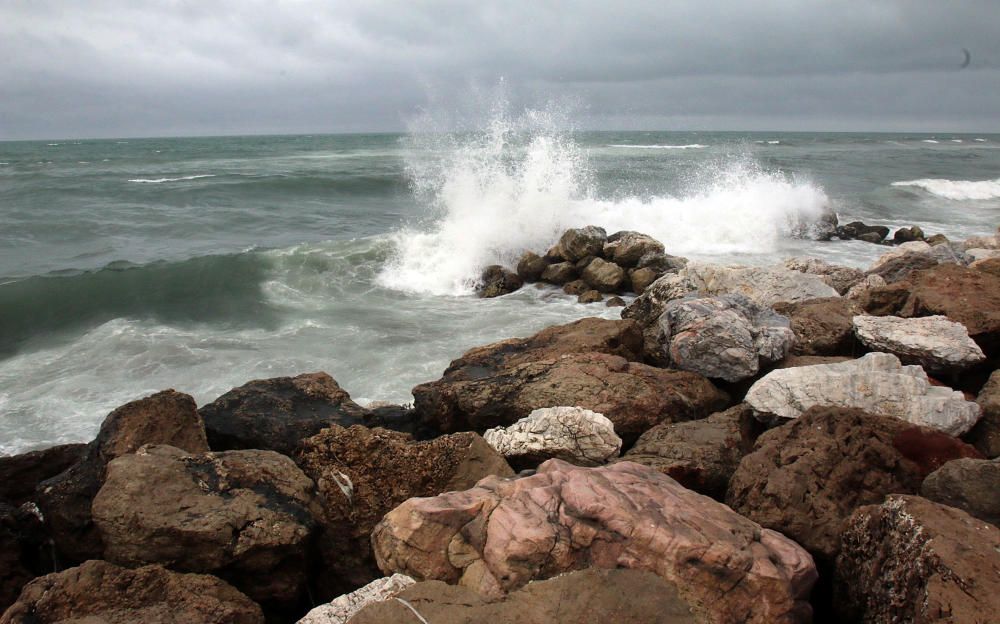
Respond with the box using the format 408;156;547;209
0;502;49;615
414;351;727;443
866;251;937;284
477;265;523;298
581;257;625;293
35;390;208;564
561;279;589;295
577;290;602;304
629;266;659;294
540;262;576;285
0;444;85;505
372;460;817;624
926;233;950;246
606;296;626;307
92;445;318;609
605;231;666;267
726;406;981;563
554;226;607;262
349;568;698;624
921;457;1000;526
967;369;1000;458
198;372;370;455
294;425;512;597
772;297;862;356
619;404;751;499
515;251;548;282
893;225;925;244
0;560;264;624
835;495;1000;624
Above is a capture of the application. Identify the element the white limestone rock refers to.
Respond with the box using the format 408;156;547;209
853;315;986;373
483;406;622;466
297;574;415;624
745;352;981;436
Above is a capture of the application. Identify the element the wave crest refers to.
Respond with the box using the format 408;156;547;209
128;174;216;183
892;177;1000;200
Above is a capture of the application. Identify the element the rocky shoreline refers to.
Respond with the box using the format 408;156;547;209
2;224;1000;623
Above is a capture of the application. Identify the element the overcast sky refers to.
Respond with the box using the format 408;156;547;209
2;0;999;139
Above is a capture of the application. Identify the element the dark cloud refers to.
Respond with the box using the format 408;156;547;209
2;0;998;139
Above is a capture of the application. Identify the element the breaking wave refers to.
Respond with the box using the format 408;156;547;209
892;177;1000;200
128;174;216;183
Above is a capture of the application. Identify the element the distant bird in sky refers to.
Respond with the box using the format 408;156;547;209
960;48;971;69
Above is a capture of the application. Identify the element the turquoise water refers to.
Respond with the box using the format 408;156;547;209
1;129;999;453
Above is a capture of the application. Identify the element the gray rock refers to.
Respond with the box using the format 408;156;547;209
296;574;415;624
582;257;626;292
968;370;1000;458
604;231;665;267
869;241;933;270
853;315;986;373
483;406;622;468
637;251;687;274
658;294;794;382
745;352;982;435
783;257;865;295
555;226;607;262
921;458;1000;527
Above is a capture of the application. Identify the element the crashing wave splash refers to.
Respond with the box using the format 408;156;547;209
892;178;1000;201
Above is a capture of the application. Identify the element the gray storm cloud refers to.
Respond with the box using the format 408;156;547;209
1;0;998;139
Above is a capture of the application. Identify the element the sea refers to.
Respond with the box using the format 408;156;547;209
2;123;999;455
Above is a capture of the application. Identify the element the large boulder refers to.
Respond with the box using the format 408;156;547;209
414;352;727;443
744;352;982;436
483;406;622;469
852;314;986;373
92;445;318;609
726;406;981;563
0;560;264;624
837;221;889;242
539;262;576;285
772;297;861;356
868;241;933;270
297;574;415;624
581;257;625;292
620;404;751;500
198;372;371;455
604;231;665;267
347;568;698;624
515;251;549;282
35;390;208;564
835;495;1000;623
477;265;523;298
866;251;938;284
0;444;85;505
658;294;794;382
783;257;864;295
628;267;659;294
372;460;817;624
293;426;512;597
554;226;607;262
968;370;1000;457
921;458;1000;527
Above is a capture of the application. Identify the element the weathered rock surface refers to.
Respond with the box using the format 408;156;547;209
772;297;861;356
628;266;659;294
415;351;727;442
893;225;925;244
783;257;864;295
199;372;371;455
539;262;576;285
581;257;625;292
866;251;938;284
36;390;208;563
658;294;794;382
837;221;889;242
92;445;317;608
637;251;687;274
870;241;932;269
515;251;549;282
477;265;523;298
726;407;980;562
0;444;85;505
483;406;621;468
620;404;750;499
372;460;817;624
921;458;1000;527
844;274;886;300
0;560;264;624
604;231;665;267
348;568;698;624
555;226;607;262
294;426;512;597
577;289;602;304
968;370;1000;457
853;314;986;373
836;495;1000;624
297;574;415;624
562;279;588;295
745;352;982;435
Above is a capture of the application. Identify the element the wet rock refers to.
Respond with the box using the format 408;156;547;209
554;226;607;262
92;445;318;608
294;426;512;597
620;404;749;499
658;294;794;382
921;458;1000;527
968;370;1000;458
477;265;523;298
772;297;861;356
925;233;950;246
562;279;588;295
372;460;817;624
892;225;925;244
574;255;596;272
637;251;687;274
835;495;1000;623
483;406;621;469
577;289;603;304
726;407;980;563
297;574;415;624
199;372;372;455
0;560;264;624
783;257;865;295
745;352;982;435
853;314;986;373
515;251;549;282
0;444;85;506
581;257;625;292
604;231;665;267
35;390;208;564
605;296;625;307
628;267;659;294
348;568;698;624
837;221;889;242
539;261;576;285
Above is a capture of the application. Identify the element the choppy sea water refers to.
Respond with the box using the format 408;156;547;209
2;126;999;454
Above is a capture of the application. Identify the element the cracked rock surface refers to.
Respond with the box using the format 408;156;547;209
483;406;621;468
372;459;817;624
852;314;985;373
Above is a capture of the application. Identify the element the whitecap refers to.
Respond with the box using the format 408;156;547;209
767;140;780;144
607;144;707;149
892;177;1000;200
127;174;216;183
951;139;963;143
921;139;940;144
975;138;987;142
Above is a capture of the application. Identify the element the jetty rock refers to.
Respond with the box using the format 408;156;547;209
483;406;621;468
296;574;415;624
852;314;986;373
921;457;1000;527
968;370;1000;458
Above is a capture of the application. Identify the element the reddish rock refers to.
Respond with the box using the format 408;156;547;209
772;297;862;356
0;444;85;505
0;560;264;624
372;460;816;624
836;495;1000;624
866;251;938;284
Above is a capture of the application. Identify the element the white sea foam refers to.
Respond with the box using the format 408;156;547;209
921;139;940;144
607;143;707;149
951;139;963;143
892;177;1000;200
975;138;987;142
378;111;831;296
127;174;216;183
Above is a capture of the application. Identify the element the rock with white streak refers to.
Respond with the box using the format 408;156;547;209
483;406;622;468
745;352;982;436
296;574;415;624
852;315;986;373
